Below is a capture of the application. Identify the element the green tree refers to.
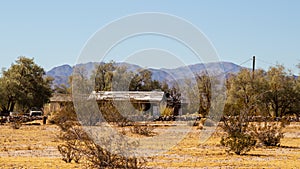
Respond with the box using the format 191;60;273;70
292;68;300;117
160;81;169;92
0;56;52;114
112;65;134;91
93;62;163;92
225;69;267;117
221;69;266;155
94;61;116;91
129;69;161;91
0;78;9;113
129;69;153;91
262;65;299;117
54;84;71;94
196;74;213;116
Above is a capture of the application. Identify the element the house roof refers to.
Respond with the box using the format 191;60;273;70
89;91;164;102
50;91;165;103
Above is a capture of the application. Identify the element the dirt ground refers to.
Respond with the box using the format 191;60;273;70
0;122;299;169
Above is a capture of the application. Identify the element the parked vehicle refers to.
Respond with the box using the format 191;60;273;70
29;110;43;116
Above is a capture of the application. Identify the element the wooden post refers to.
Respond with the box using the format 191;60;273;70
252;56;255;79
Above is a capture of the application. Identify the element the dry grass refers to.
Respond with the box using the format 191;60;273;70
0;123;82;168
149;126;300;169
0;122;299;168
0;157;83;169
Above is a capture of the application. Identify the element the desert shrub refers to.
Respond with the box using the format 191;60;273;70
161;107;173;117
58;126;147;168
250;121;285;147
58;144;81;163
83;134;146;169
10;120;22;129
116;118;133;127
57;126;85;163
221;131;256;155
49;103;79;131
98;101;134;127
130;124;154;136
11;121;22;129
221;116;256;155
196;118;206;129
55;101;147;168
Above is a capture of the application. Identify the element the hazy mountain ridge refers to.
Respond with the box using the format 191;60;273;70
46;64;73;87
46;61;243;87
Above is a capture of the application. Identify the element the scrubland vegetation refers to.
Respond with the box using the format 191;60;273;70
0;57;300;168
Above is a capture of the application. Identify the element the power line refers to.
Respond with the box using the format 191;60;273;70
221;58;252;74
238;58;253;67
256;58;277;67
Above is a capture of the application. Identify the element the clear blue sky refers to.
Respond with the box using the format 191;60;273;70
1;0;300;73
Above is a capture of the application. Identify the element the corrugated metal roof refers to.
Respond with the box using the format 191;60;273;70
50;91;164;102
89;91;164;102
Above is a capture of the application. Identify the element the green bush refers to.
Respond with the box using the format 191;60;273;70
221;131;256;155
221;116;256;155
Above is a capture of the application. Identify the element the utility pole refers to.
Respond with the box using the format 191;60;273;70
252;56;255;79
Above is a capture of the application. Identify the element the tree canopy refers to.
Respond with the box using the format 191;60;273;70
225;65;300;117
0;56;52;114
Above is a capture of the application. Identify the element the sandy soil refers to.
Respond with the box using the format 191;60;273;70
0;122;299;168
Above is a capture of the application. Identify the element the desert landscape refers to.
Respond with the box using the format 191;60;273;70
0;120;299;169
1;1;300;168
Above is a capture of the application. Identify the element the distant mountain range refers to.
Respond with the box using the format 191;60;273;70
46;61;244;88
